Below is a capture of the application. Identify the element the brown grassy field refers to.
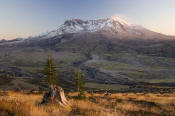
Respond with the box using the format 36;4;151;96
0;91;175;116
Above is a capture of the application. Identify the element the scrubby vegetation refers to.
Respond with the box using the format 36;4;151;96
0;91;175;116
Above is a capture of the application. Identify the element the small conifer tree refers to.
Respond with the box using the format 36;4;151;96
44;55;58;87
42;55;68;105
74;69;85;98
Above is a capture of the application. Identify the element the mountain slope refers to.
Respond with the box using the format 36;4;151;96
0;16;175;90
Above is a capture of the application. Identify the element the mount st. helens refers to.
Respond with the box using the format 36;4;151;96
0;16;175;91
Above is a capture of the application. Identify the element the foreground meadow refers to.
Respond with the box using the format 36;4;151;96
0;91;175;116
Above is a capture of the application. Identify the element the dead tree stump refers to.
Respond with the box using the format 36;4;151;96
41;86;69;105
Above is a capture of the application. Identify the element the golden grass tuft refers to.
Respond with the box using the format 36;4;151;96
0;91;175;116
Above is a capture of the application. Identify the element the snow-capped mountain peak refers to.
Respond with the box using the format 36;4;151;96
5;16;167;43
0;16;174;46
41;16;134;39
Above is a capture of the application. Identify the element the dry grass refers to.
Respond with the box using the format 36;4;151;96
0;91;175;116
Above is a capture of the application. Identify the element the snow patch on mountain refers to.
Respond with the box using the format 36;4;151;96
39;16;139;39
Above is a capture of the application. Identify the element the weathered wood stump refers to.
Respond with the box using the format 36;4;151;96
41;86;69;105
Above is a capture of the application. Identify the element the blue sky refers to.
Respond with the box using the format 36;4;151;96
0;0;175;39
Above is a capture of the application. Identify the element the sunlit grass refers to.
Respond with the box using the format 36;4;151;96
0;91;175;116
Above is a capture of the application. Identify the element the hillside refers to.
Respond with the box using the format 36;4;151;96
0;17;175;91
